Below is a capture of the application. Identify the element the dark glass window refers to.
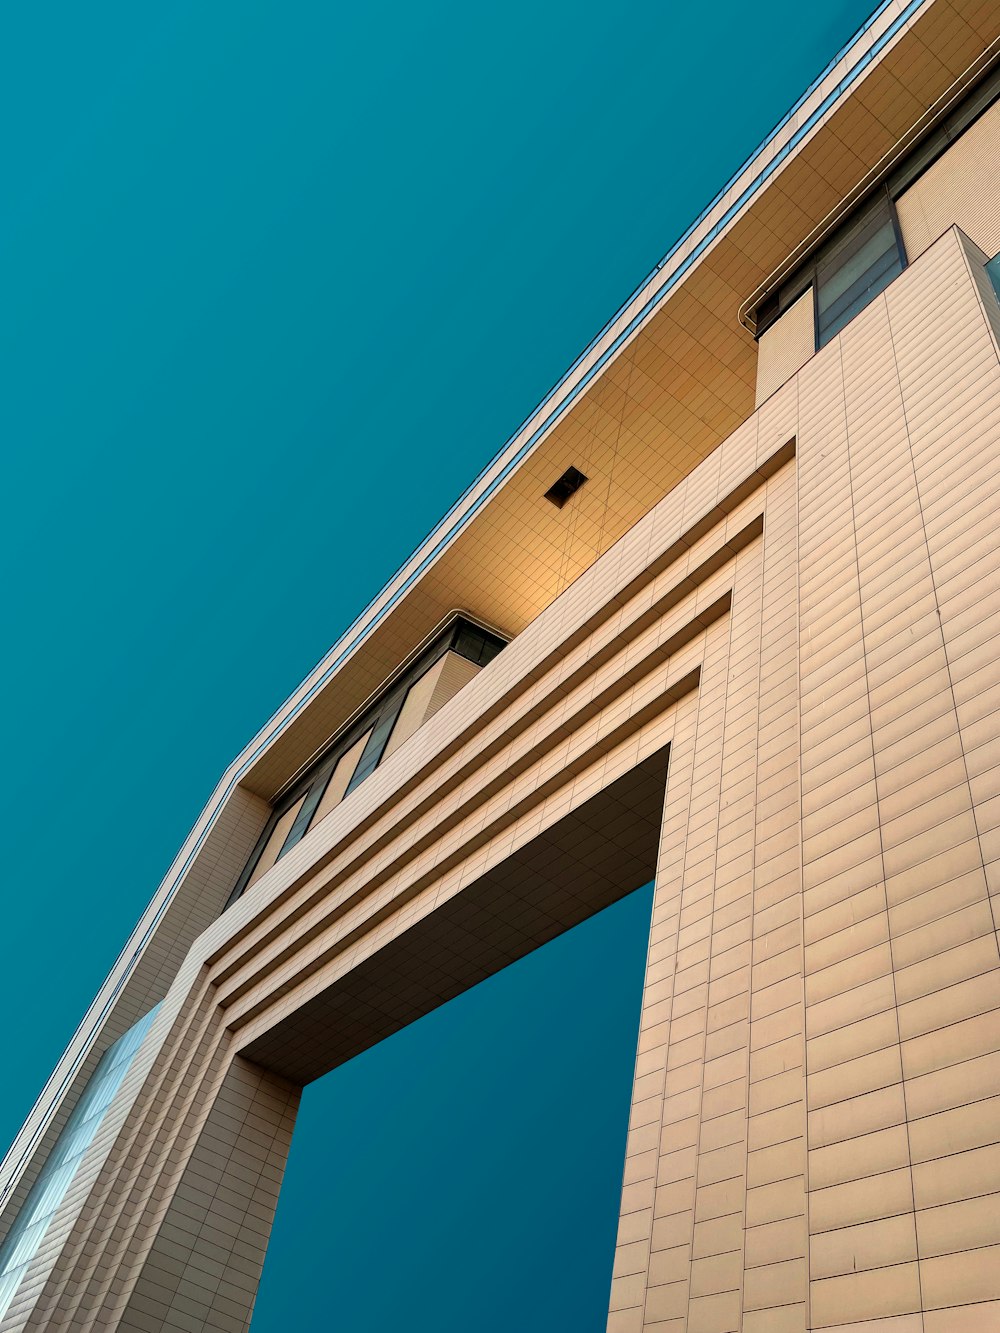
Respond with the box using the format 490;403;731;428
225;616;506;908
815;195;903;347
274;773;329;859
453;622;504;667
344;682;410;795
753;65;1000;350
987;251;1000;303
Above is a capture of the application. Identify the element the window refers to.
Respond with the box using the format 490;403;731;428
752;64;1000;351
453;622;504;667
225;616;507;908
344;680;411;795
755;190;904;349
987;251;1000;304
815;194;903;347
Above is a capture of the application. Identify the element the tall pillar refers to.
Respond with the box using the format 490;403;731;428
116;1058;299;1333
608;228;1000;1332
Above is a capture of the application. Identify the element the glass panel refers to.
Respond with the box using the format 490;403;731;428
245;795;305;889
816;197;903;348
453;624;488;664
275;773;330;860
818;245;902;344
453;623;505;666
987;252;1000;302
0;1007;160;1321
816;218;896;314
478;636;503;667
310;730;373;826
344;687;409;795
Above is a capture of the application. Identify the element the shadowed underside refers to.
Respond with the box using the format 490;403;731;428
241;744;671;1084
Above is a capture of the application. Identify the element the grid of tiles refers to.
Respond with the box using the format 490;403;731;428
608;227;1000;1333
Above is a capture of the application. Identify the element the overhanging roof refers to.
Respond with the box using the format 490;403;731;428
242;0;999;798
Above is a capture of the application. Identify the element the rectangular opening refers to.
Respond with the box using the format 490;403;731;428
544;466;588;508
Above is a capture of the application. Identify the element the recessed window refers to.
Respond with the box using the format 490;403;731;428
753;191;904;349
225;616;507;909
544;466;588;508
815;194;903;347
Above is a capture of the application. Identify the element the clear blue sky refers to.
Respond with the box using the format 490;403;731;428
1;2;873;1327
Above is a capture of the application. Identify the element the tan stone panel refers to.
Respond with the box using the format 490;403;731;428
689;1249;742;1299
809;1125;911;1192
643;1278;689;1324
745;1176;805;1230
920;1243;1000;1309
743;1256;806;1311
756;290;816;407
908;1094;1000;1164
807;1009;900;1076
896;99;1000;260
686;1288;742;1333
917;1192;1000;1259
742;1305;807;1333
810;1212;918;1281
905;1049;1000;1120
808;1045;903;1111
809;1167;914;1234
648;1244;692;1289
901;1008;1000;1081
691;1210;743;1262
923;1300;1000;1332
808;1083;907;1151
809;1262;921;1328
912;1141;1000;1210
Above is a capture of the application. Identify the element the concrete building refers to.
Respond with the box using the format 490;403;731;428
3;0;1000;1327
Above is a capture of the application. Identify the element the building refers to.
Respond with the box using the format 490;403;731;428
3;0;1000;1327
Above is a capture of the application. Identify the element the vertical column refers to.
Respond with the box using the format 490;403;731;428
798;301;923;1332
651;601;739;1332
607;689;701;1332
608;457;805;1332
114;1057;299;1333
796;228;1000;1331
883;232;1000;1330
741;463;807;1333
677;532;764;1333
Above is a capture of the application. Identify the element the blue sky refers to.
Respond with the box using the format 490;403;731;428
0;2;873;1327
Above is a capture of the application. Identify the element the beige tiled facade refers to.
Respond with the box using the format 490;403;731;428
3;2;1000;1329
755;289;816;407
896;95;1000;260
607;227;1000;1333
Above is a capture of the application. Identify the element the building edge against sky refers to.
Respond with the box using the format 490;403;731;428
3;0;1000;1329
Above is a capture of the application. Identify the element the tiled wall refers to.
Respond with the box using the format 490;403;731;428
896;97;1000;262
608;227;1000;1332
756;290;816;407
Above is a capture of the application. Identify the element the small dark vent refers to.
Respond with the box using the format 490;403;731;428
544;465;588;509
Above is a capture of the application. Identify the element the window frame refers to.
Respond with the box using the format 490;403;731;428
224;614;506;908
751;61;1000;347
